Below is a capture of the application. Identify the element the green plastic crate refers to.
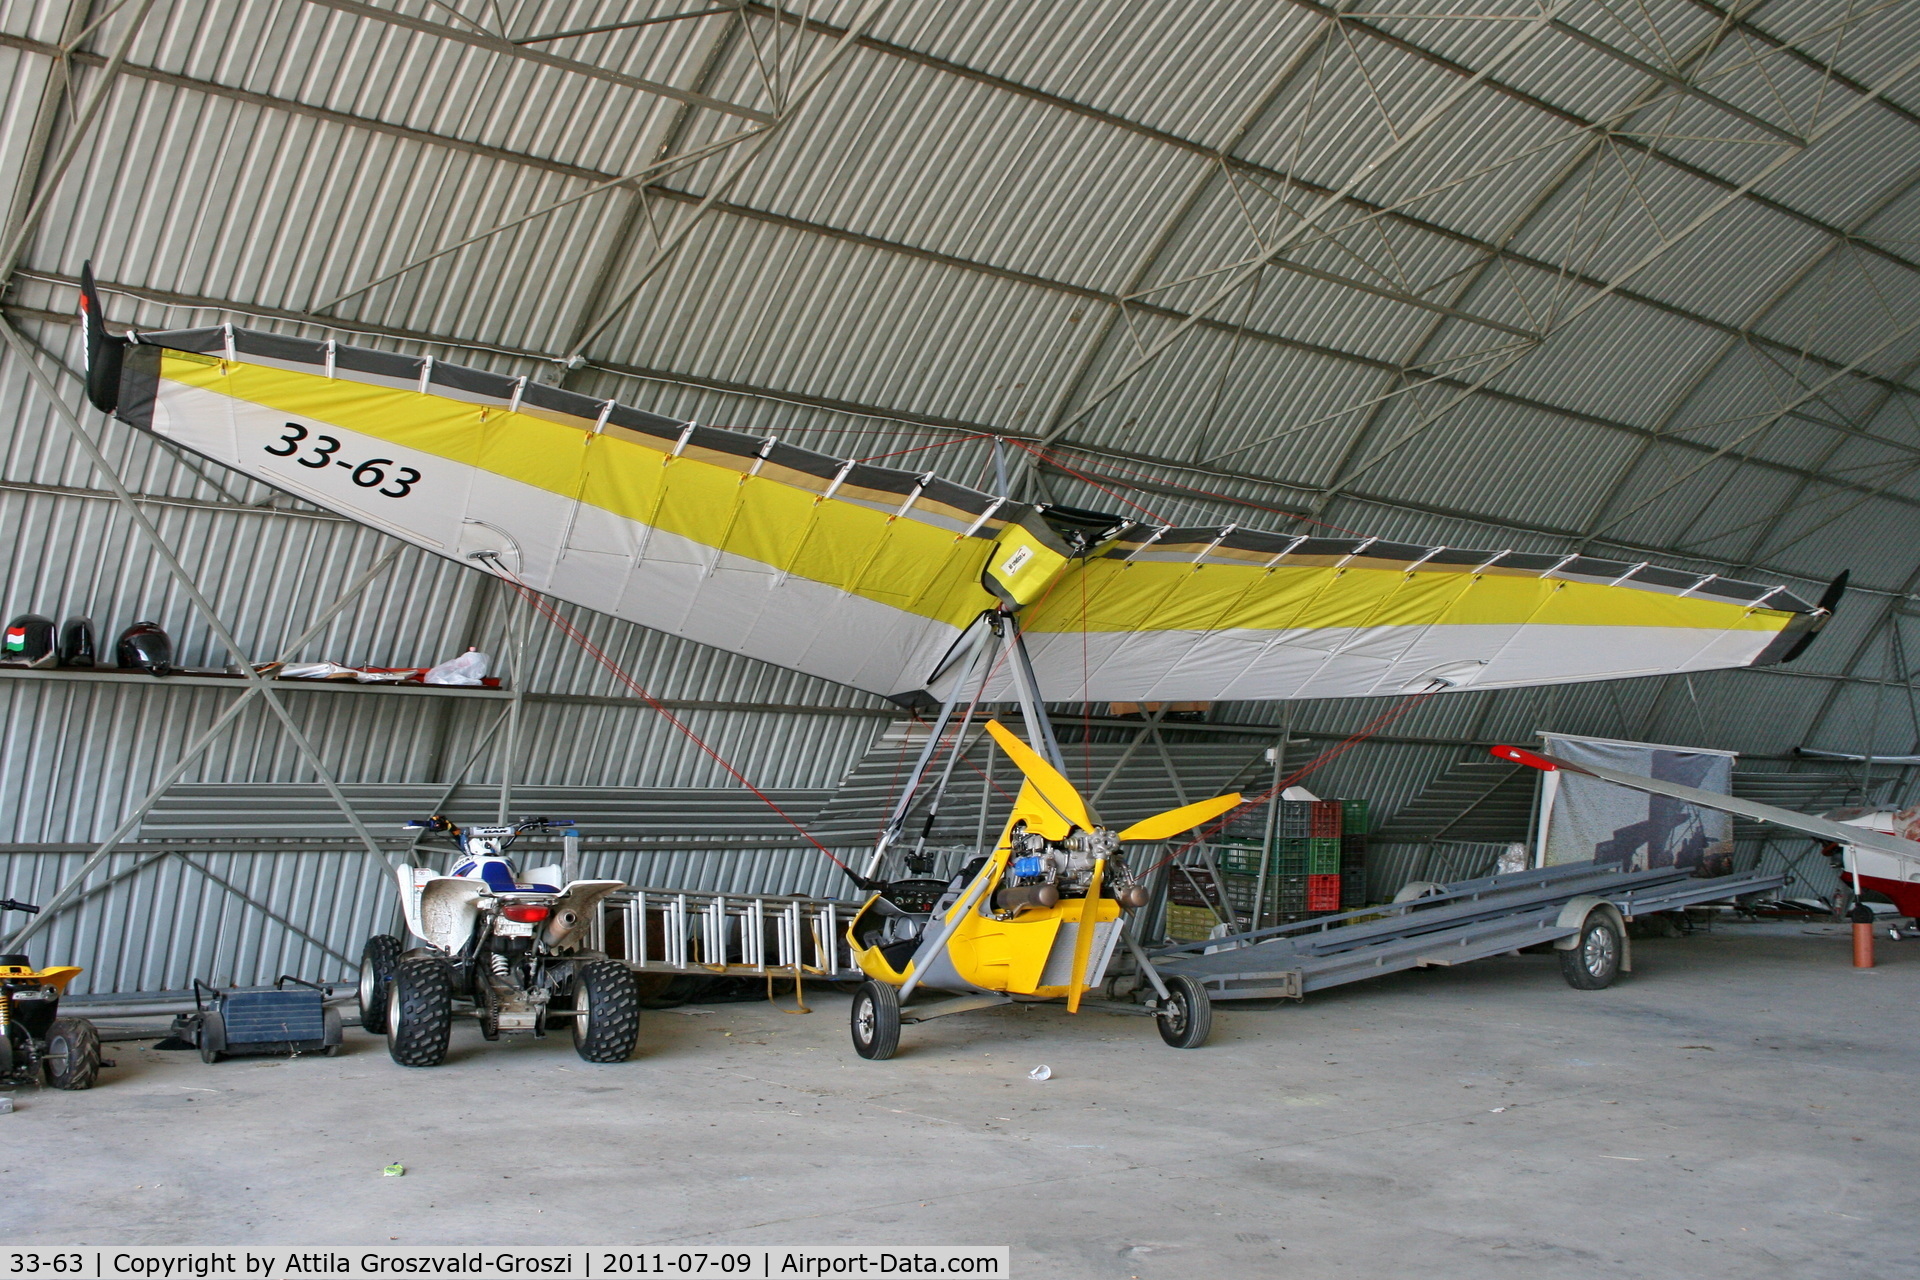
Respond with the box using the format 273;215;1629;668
1307;837;1341;874
1341;798;1370;836
1214;844;1266;876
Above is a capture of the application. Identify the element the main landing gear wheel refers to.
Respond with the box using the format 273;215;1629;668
387;957;454;1067
850;980;900;1060
1156;975;1212;1049
358;934;402;1035
571;960;643;1063
43;1017;100;1089
1561;915;1623;990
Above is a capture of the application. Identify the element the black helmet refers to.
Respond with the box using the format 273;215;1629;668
4;614;56;667
116;621;173;676
58;617;96;668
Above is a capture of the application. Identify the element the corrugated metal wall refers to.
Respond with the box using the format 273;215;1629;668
4;0;1919;994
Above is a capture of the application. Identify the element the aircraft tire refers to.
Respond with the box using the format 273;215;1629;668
851;980;900;1060
44;1017;100;1089
1561;914;1622;990
572;960;642;1063
358;934;402;1035
387;957;454;1067
1156;975;1212;1049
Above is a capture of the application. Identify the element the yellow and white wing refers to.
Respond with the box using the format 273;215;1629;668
113;327;1020;695
999;528;1825;702
108;327;1826;703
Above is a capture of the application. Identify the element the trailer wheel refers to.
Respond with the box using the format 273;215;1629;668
358;934;402;1035
850;980;900;1060
1561;914;1623;990
387;957;454;1067
1156;975;1212;1048
571;961;642;1063
44;1017;100;1089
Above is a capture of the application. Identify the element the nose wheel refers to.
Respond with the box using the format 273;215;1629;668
850;980;901;1060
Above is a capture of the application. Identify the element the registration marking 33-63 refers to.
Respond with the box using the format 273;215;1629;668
265;422;419;497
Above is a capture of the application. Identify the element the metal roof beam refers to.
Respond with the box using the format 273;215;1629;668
1573;162;1920;553
1282;0;1920;280
8;29;1914;406
0;31;611;182
1270;43;1920;515
627;189;1920;467
1680;0;1920;137
1542;16;1803;144
298;0;776;123
744;3;1920;402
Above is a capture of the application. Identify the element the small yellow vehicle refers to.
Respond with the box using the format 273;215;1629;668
845;721;1241;1059
1;899;101;1089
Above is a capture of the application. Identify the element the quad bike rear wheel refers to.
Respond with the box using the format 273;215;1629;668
358;934;402;1035
44;1017;100;1089
387;957;454;1067
571;960;642;1063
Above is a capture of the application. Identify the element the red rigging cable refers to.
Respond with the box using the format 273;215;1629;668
999;437;1172;524
1034;444;1369;538
1144;688;1441;875
487;548;1426;886
483;564;858;875
855;431;997;465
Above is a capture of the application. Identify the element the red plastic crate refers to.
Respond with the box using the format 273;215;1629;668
1309;800;1344;838
1307;872;1342;911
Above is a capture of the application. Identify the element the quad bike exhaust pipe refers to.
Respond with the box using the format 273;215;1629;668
543;908;582;946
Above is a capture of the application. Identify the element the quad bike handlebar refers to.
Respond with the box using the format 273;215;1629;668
0;897;40;914
403;815;574;835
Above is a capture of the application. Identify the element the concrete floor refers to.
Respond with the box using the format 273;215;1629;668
3;921;1914;1277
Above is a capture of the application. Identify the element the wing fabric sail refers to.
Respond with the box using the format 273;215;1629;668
1001;528;1822;703
111;326;1021;695
106;325;1824;702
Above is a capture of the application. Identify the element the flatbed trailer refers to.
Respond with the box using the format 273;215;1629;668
1150;863;1786;1000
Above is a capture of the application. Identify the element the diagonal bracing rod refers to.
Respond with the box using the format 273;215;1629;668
2;321;407;944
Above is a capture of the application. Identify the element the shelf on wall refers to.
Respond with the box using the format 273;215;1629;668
0;665;514;699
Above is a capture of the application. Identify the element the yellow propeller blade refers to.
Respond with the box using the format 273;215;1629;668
1064;857;1104;1014
1116;792;1245;842
985;719;1093;831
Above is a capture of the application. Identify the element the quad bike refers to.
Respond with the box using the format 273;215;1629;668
357;817;642;1067
0;898;102;1089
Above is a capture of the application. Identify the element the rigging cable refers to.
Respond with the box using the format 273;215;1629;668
479;558;858;876
1143;687;1442;876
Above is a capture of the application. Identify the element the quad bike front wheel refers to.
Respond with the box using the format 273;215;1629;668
43;1017;100;1089
358;934;402;1036
387;957;454;1067
571;960;642;1063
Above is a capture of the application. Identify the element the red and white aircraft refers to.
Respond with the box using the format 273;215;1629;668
1492;744;1920;922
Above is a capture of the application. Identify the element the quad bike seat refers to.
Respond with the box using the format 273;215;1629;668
451;858;559;894
0;953;30;968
